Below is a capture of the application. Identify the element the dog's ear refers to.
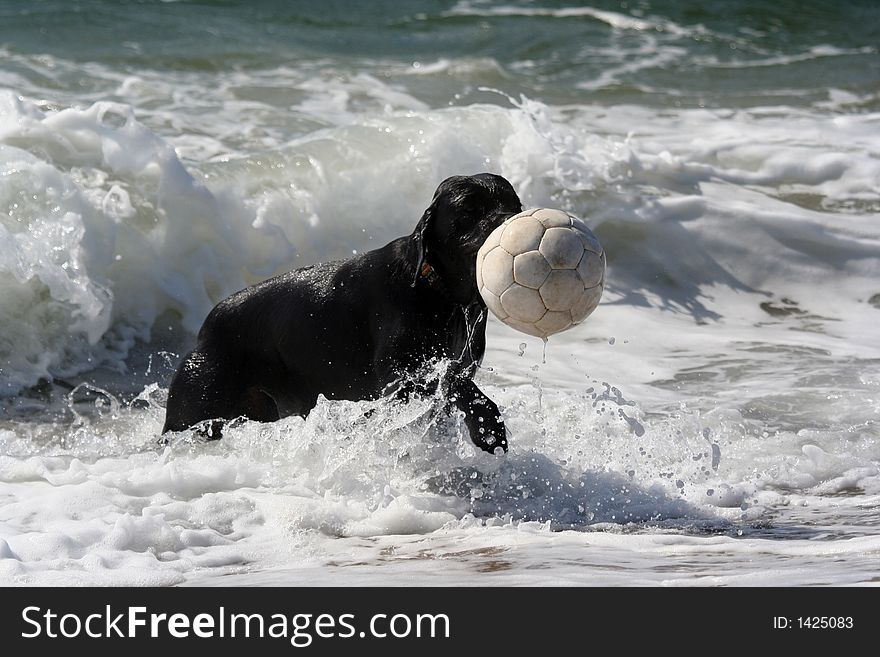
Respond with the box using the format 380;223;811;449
409;204;434;287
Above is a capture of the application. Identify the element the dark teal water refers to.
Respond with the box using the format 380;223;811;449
2;0;878;109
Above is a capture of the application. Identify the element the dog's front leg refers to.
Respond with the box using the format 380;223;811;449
448;377;507;454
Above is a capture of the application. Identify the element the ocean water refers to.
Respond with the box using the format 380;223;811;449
1;0;879;586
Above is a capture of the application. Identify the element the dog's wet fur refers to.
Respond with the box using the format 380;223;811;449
163;173;522;452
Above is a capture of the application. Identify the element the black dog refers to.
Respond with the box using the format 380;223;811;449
162;173;522;452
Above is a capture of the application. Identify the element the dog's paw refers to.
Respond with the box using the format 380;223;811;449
467;409;508;454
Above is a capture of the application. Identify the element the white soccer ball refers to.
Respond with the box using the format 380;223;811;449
476;208;605;338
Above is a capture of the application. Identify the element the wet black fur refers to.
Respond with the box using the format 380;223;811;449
162;173;522;452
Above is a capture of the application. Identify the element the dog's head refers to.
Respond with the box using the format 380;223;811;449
411;173;522;303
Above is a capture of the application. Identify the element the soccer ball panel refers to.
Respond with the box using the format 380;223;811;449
500;216;544;254
539;227;583;269
533;208;572;228
513;251;551;289
576;249;605;288
535;310;572;336
480;286;508;320
503;317;546;338
572;218;603;254
477;224;504;263
500;284;546;323
571;283;603;324
481;246;514;296
539;269;583;311
579;231;603;255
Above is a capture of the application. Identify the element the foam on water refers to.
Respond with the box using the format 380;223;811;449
1;15;879;583
3;88;879;396
444;2;683;33
2;352;878;585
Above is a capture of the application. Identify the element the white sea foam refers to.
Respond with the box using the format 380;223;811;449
690;45;878;70
444;1;688;35
1;357;877;585
4;89;878;394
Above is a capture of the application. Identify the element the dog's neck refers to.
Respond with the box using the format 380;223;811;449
418;256;479;308
418;260;445;294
